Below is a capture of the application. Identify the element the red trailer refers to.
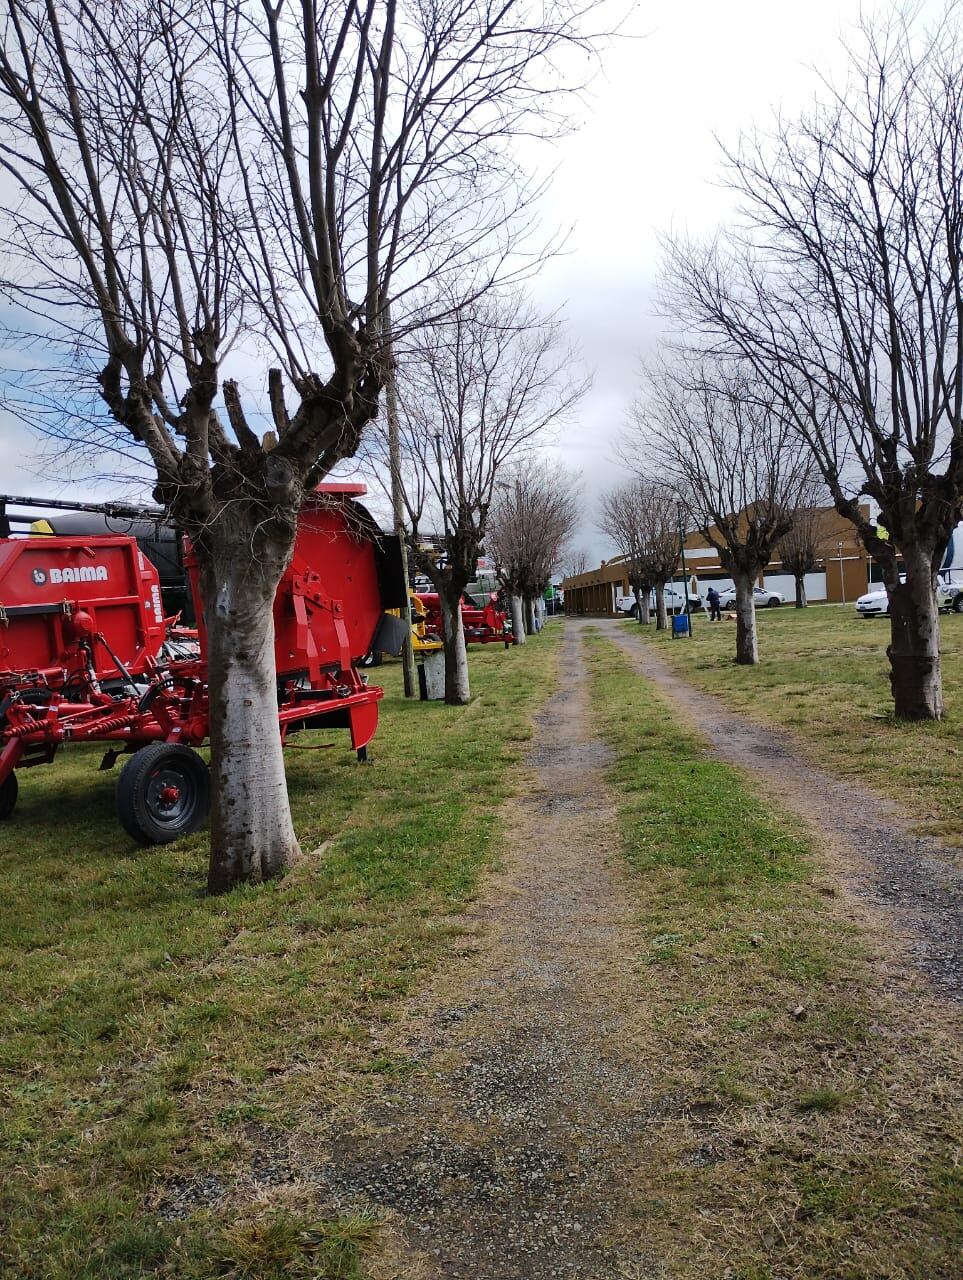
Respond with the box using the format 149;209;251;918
414;590;515;647
0;487;406;843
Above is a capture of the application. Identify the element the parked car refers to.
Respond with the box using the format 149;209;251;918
856;576;958;617
716;584;784;609
615;585;701;618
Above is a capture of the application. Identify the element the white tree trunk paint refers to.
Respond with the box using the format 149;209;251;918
510;594;526;645
203;557;301;893
441;592;471;704
733;569;759;665
633;584;650;624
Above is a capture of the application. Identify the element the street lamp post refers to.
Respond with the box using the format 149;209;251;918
837;540;846;604
385;311;417;698
678;503;693;637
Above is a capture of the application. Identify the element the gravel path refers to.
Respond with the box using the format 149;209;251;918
319;626;660;1279
597;617;963;1002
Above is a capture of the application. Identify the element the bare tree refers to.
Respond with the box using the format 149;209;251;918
599;485;653;623
565;548;591;577
0;0;601;889
598;481;679;628
634;358;812;663
389;293;582;700
777;485;835;608
488;459;579;641
665;10;963;717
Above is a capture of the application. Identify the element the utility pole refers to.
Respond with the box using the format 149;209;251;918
678;502;693;637
434;432;450;542
385;317;418;699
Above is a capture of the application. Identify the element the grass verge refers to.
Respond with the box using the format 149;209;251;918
0;628;560;1280
585;629;963;1280
623;605;963;845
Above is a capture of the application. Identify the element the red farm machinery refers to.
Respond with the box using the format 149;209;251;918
0;487;407;844
414;590;515;647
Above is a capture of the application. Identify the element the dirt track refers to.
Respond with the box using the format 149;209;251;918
599;616;963;1002
320;625;659;1279
314;619;963;1277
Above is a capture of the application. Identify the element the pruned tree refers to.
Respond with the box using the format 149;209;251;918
633;358;812;663
389;292;583;700
598;480;679;628
0;0;601;890
776;485;834;608
665;10;963;717
487;458;579;641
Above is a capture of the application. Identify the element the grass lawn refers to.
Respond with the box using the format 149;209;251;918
625;604;963;845
0;629;560;1280
585;629;963;1279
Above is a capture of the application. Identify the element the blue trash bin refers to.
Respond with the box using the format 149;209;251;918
671;613;690;638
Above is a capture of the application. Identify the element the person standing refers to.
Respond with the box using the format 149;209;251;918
706;585;722;622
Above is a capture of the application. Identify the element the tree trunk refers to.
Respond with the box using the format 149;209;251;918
633;585;650;624
887;552;943;720
794;574;807;608
201;533;301;895
654;582;668;630
524;596;537;635
510;593;526;645
441;592;471;704
732;568;759;665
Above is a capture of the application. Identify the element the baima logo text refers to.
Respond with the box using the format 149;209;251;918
35;565;109;585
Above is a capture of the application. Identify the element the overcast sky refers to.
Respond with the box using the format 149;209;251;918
1;0;874;558
530;0;874;563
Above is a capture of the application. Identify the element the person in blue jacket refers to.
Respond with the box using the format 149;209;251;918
706;585;722;622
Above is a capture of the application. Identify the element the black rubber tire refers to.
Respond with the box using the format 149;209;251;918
954;594;963;614
116;744;210;845
0;772;17;820
629;604;639;619
767;597;781;607
359;648;384;668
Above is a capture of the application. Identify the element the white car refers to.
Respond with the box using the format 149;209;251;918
856;576;958;617
716;584;784;609
615;585;701;617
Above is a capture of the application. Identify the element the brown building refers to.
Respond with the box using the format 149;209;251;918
562;505;872;616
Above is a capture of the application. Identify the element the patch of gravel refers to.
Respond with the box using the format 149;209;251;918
153;1173;227;1221
315;627;667;1279
600;618;963;1002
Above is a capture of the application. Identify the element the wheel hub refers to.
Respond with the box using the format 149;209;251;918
146;766;193;825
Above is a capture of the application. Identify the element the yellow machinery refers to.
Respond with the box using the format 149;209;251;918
399;591;442;654
363;592;442;666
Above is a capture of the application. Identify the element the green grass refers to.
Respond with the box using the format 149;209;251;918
584;629;963;1280
624;604;963;843
0;629;560;1279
